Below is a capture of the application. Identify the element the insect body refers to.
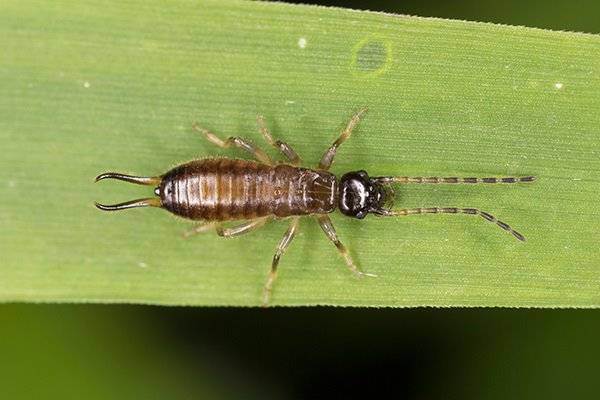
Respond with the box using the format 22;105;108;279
158;159;338;220
95;108;535;305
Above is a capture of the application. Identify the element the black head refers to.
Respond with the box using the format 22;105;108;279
338;170;387;219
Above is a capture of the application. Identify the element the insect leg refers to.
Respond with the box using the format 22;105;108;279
182;222;219;238
183;218;268;238
318;107;368;170
192;123;272;165
315;214;376;277
378;207;526;241
263;217;300;306
257;115;301;165
216;217;269;238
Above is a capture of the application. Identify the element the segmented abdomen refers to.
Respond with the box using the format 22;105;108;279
159;158;337;221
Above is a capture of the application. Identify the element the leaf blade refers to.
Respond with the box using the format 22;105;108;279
1;0;600;306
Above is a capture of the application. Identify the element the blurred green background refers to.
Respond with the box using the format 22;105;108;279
3;1;599;398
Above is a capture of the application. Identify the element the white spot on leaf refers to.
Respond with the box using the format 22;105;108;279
298;37;307;49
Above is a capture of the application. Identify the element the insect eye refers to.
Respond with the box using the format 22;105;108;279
154;187;160;196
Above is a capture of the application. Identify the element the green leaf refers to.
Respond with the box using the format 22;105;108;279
2;0;599;307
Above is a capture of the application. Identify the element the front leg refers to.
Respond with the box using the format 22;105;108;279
317;107;367;170
315;214;376;277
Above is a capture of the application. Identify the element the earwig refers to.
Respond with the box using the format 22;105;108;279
95;108;535;305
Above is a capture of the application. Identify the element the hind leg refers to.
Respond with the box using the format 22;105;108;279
182;222;218;238
216;218;269;238
192;123;272;165
183;218;269;238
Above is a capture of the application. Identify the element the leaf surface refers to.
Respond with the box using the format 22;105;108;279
2;0;600;306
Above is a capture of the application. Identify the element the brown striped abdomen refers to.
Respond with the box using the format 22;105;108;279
159;158;337;221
